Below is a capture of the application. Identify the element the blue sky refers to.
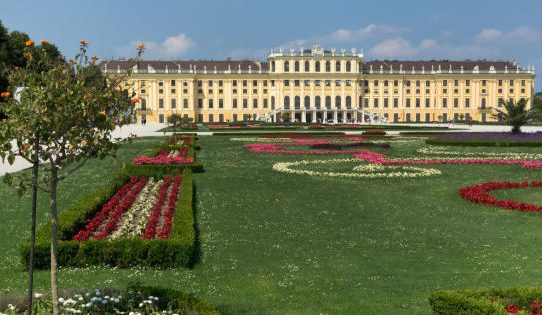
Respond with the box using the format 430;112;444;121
3;0;542;87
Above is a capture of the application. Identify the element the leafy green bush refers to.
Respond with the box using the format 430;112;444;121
20;169;197;269
428;287;542;314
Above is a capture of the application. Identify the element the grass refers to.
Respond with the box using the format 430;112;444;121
1;135;542;314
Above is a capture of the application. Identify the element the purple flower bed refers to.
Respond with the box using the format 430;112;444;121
427;132;542;146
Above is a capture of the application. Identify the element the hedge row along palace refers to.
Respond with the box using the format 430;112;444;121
99;45;536;124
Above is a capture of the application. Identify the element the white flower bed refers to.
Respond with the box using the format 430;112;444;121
108;178;163;239
273;158;441;178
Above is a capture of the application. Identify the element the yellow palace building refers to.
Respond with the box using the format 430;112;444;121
100;45;535;124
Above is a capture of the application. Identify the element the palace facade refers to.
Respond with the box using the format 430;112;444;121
100;46;536;124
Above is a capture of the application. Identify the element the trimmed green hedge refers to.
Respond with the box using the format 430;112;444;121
211;131;347;136
429;287;542;315
20;169;196;269
399;131;446;136
426;139;542;147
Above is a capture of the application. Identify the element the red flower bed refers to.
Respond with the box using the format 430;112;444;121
73;176;147;241
459;180;542;213
133;148;194;165
157;175;182;238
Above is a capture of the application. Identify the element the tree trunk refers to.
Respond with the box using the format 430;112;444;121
27;132;39;315
49;165;60;315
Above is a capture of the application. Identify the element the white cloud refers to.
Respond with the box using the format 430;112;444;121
476;28;502;43
279;24;409;49
115;33;195;58
369;37;499;59
476;26;538;44
505;26;538;42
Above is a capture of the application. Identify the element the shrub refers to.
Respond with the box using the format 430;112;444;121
363;129;387;135
20;169;197;269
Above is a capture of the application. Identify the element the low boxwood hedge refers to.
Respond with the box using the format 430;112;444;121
426;139;542;147
20;169;197;269
429;287;542;315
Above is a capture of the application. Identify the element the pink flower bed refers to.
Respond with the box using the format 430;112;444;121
133;148;194;165
244;143;367;155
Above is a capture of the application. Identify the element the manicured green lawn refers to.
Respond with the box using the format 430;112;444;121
1;136;542;314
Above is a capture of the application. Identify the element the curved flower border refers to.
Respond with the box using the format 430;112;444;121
272;158;441;178
459;180;542;213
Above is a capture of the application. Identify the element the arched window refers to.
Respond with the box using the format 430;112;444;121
304;96;310;109
315;61;320;72
141;98;147;110
284;61;289;72
325;96;331;109
271;61;275;72
304;61;310;72
336;61;341;72
346;61;351;72
284;96;290;109
315;96;321;109
294;96;300;109
346;96;352;109
326;61;331;72
294;61;300;72
271;96;275;110
335;96;342;109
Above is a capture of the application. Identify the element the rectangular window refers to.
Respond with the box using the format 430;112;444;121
253;99;258;108
345;80;351;86
393;98;398;108
443;80;447;87
219;99;223;108
208;99;213;108
425;98;430;108
406;113;411;122
159;99;164;108
243;80;247;87
159;89;163;94
253;80;258;86
394;80;398;87
364;98;369;108
159;114;164;123
315;80;321;86
242;89;247;94
454;98;458;108
405;80;410;87
415;98;420;108
406;98;411;108
425;113;430;122
373;98;379;108
416;113;421;122
284;80;290;87
442;98;447;108
253;89;257;94
233;114;238;121
233;80;237;87
171;89;176;94
158;81;164;87
482;80;486;86
498;80;503;86
325;80;331;86
208;114;213;123
416;80;420;87
263;80;268;87
336;80;341;86
197;114;203;123
171;80;176;86
183;98;188;108
384;98;389;108
384;80;389;87
197;80;202;87
198;99;203;108
374;80;379;86
510;80;514;86
465;98;470;108
233;99;238;108
466;80;470;86
521;80;525;86
454;80;459;86
263;99;268;108
183;80;188;87
425;80;430;87
183;89;188;94
243;99;248;108
219;80;223;87
293;80;300;86
171;98;176;108
219;114;224;123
